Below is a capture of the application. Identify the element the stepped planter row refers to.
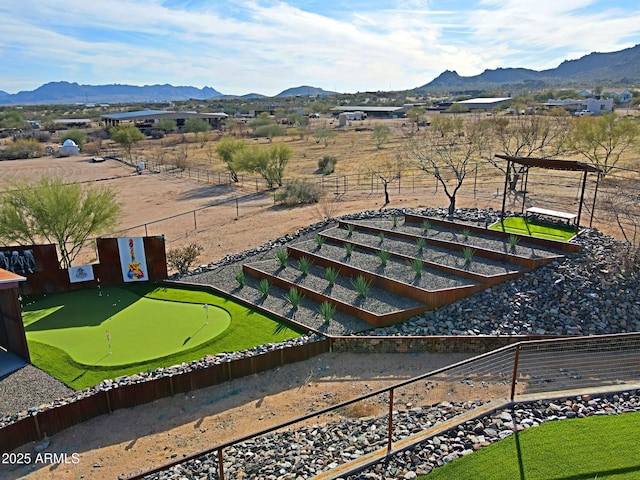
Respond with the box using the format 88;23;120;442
238;213;576;329
243;259;427;328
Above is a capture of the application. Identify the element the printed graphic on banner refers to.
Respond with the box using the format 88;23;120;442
68;265;95;283
117;237;148;282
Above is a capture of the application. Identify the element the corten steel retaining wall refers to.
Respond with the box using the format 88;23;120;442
16;237;168;295
0;339;330;453
243;262;429;327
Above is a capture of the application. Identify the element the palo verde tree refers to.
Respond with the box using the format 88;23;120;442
184;117;211;146
405;115;487;217
215;136;245;182
0;176;121;268
233;143;293;188
110;124;145;161
372;124;391;149
570;113;639;177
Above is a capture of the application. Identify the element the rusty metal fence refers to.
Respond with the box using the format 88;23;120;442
126;333;640;480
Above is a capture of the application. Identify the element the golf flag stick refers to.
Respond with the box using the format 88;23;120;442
203;304;209;324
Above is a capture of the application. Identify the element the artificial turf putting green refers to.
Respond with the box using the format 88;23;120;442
23;284;304;390
489;216;578;242
23;286;230;366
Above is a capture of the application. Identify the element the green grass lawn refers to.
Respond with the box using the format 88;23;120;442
489;217;577;242
422;411;640;480
24;283;303;390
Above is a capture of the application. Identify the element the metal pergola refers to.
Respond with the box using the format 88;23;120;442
496;154;603;229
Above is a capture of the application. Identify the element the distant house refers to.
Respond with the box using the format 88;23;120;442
543;97;613;114
605;88;633;104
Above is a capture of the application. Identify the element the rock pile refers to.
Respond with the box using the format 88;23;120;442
144;391;640;479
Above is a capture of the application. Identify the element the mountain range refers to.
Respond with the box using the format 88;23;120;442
419;44;640;92
1;44;638;105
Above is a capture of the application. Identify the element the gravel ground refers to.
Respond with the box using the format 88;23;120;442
0;365;73;418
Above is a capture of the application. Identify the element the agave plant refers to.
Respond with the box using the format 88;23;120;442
257;278;270;298
296;256;313;275
508;234;520;251
315;235;325;250
324;266;339;287
422;220;431;234
235;271;245;288
346;224;355;237
462;246;475;265
276;250;288;268
319;301;337;323
351;275;371;299
284;287;304;310
344;242;354;258
408;258;423;277
378;249;391;267
416;237;426;253
462;228;471;241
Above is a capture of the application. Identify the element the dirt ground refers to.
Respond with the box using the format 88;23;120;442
4;352;485;480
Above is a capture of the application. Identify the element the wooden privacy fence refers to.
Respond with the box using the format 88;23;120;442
0;339;330;453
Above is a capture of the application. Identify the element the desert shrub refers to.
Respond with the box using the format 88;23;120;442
315;235;325;249
166;243;204;274
317;155;337;174
235;271;245;287
0;138;44;160
416;237;426;253
275;179;322;206
462;246;475;264
344;243;354;257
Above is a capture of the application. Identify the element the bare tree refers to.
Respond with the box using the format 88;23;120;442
405;115;487;216
366;153;404;209
482;115;572;191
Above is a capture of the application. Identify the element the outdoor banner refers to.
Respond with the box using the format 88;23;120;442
117;237;148;282
68;265;95;283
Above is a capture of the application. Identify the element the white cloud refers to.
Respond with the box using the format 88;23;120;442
0;0;638;95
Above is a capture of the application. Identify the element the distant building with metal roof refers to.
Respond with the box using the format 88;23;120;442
330;106;406;118
453;97;512;110
101;110;228;128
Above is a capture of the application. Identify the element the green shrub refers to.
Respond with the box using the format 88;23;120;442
351;275;371;298
392;215;399;228
296;256;313;275
378;249;391;267
324;267;339;287
378;232;385;243
235;271;245;287
416;237;426;253
408;258;423;276
319;301;337;323
276;250;288;268
422;220;431;233
462;228;471;241
508;234;520;250
166;243;204;274
275;179;322;206
315;235;325;249
284;288;304;310
257;278;270;298
318;155;338;175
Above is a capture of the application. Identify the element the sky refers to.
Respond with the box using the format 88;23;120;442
1;0;639;97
